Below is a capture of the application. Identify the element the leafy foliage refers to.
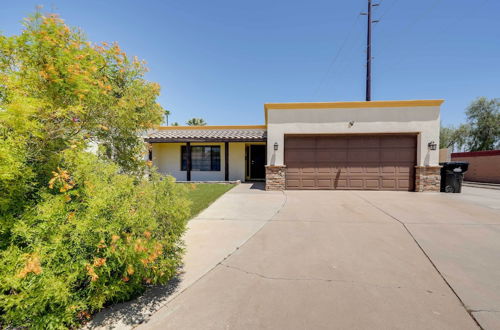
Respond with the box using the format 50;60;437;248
0;13;163;177
0;12;190;328
0;151;190;328
439;124;471;152
440;97;499;152
186;118;207;126
465;97;500;151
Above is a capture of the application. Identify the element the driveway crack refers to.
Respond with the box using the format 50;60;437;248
470;309;500;313
353;192;484;330
220;263;404;289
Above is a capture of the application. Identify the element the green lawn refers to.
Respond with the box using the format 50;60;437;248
184;183;236;218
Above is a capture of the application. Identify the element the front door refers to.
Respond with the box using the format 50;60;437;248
250;145;266;180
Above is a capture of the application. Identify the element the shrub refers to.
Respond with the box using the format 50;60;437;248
0;151;190;328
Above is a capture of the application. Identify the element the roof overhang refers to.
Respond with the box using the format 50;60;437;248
145;125;267;143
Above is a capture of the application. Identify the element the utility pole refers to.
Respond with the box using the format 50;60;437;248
362;1;379;101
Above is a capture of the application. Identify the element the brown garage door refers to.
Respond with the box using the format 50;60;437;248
285;135;416;191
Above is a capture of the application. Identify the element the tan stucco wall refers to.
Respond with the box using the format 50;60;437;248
266;105;441;167
439;148;451;162
228;142;246;181
151;142;246;181
451;154;500;184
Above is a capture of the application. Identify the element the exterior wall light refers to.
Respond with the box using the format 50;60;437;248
428;141;437;151
274;142;279;151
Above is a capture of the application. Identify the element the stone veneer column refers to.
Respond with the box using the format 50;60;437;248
265;165;286;191
415;166;442;192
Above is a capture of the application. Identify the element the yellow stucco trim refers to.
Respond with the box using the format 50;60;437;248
156;125;267;130
264;100;444;110
264;100;444;124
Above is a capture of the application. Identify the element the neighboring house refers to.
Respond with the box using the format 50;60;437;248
451;150;500;184
144;100;443;192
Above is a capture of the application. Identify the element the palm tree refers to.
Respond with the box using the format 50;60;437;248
164;110;171;126
186;118;207;126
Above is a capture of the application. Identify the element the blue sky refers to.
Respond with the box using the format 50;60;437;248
1;0;498;126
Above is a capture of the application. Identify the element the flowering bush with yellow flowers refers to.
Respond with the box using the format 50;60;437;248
0;11;190;328
0;150;190;328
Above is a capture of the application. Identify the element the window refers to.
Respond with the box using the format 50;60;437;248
181;146;221;171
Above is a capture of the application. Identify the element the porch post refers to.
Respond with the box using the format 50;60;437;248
148;143;153;161
225;142;229;181
148;143;153;179
186;142;191;181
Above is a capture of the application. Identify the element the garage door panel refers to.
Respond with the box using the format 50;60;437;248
286;150;315;162
397;165;412;174
366;179;380;189
284;135;416;191
383;136;415;148
398;149;416;162
286;180;301;189
286;137;315;148
366;165;381;174
381;165;397;174
382;179;396;189
316;166;333;174
300;166;316;174
348;136;379;148
316;137;348;148
286;167;300;174
301;179;316;188
316;150;335;162
317;179;332;188
332;151;348;161
348;166;363;174
349;179;363;188
348;150;365;162
380;150;398;162
333;179;348;188
365;150;380;162
398;179;410;189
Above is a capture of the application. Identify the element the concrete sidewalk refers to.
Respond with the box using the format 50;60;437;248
89;183;285;329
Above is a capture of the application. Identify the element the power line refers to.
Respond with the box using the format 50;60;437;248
396;0;445;36
389;0;491;69
436;0;490;36
312;14;362;97
375;0;400;23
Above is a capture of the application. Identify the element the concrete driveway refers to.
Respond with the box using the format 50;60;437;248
93;185;500;330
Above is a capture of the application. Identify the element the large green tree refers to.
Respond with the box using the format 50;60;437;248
440;124;471;152
465;97;500;151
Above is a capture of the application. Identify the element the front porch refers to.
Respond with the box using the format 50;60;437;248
144;126;267;182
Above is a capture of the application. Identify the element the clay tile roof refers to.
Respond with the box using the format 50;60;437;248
144;126;267;142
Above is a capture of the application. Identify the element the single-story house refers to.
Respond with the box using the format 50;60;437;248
144;100;443;191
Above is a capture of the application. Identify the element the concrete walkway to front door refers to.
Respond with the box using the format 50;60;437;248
93;184;500;330
89;183;286;329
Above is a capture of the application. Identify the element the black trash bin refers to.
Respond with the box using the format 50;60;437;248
439;162;469;193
